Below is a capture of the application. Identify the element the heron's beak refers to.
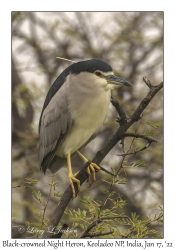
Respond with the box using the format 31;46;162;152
106;75;132;87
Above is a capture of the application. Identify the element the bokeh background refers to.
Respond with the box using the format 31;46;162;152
12;12;163;238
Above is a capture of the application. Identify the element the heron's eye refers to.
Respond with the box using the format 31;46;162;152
95;71;101;77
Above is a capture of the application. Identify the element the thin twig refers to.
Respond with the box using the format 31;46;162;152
146;213;163;226
98;165;115;176
118;142;152;156
116;118;143;175
12;172;30;188
143;76;154;88
97;175;115;218
123;133;157;143
111;96;127;123
117;132;157;156
84;231;114;238
40;174;54;229
80;216;133;238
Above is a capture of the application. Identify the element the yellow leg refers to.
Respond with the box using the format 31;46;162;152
66;153;80;198
76;150;100;186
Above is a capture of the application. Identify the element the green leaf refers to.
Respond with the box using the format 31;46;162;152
146;121;160;129
143;129;155;137
116;178;128;184
130;161;147;168
25;177;38;185
31;188;43;203
53;191;62;197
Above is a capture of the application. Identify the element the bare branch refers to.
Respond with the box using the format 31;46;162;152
143;76;154;88
110;96;127;123
117;132;157;156
80;216;132;238
83;231;114;238
40;175;54;229
123;132;157;143
99;166;115;176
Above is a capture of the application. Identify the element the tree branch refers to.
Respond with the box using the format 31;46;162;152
123;132;157;143
117;132;157;156
84;231;114;238
93;81;163;165
110;96;127;123
80;216;132;238
42;79;163;238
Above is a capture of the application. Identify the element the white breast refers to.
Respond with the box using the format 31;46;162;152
56;72;112;157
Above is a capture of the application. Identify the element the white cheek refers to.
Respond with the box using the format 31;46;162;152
96;77;114;91
106;84;115;90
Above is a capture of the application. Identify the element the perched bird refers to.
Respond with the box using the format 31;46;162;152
39;59;131;197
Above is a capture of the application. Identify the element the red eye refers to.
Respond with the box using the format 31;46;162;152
95;71;101;77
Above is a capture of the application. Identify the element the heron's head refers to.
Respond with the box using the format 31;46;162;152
69;59;132;90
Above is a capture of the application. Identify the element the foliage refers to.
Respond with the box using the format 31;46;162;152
64;193;163;238
14;172;162;238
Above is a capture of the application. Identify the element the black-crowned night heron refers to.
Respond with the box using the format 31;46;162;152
39;59;131;197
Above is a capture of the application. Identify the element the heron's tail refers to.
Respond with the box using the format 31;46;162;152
48;156;66;173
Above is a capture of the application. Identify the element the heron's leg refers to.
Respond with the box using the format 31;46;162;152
66;153;80;198
76;150;100;185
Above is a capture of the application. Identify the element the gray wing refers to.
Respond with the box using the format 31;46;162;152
39;85;72;173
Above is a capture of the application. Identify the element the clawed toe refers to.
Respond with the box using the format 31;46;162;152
87;162;100;187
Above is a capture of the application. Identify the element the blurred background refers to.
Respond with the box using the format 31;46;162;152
12;12;163;238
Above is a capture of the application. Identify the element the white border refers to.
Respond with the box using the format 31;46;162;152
1;0;174;247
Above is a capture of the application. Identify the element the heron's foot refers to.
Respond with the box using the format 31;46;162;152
76;150;101;187
87;162;100;187
68;173;80;198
